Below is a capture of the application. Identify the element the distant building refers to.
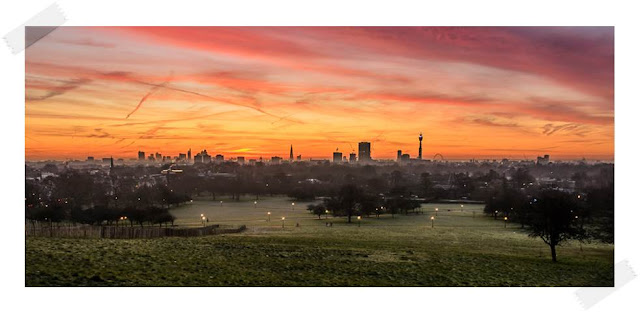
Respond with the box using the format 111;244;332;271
138;151;145;161
155;152;162;161
296;155;302;161
333;151;343;163
418;132;423;160
203;152;211;163
397;150;402;161
358;142;371;162
237;156;245;164
102;158;111;163
187;148;192;162
271;156;282;164
179;153;187;161
148;155;155;162
216;154;224;162
400;153;410;162
537;154;550;165
87;156;94;162
349;153;356;163
194;149;211;163
290;145;294;161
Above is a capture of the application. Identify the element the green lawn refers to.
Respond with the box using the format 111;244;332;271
25;197;614;286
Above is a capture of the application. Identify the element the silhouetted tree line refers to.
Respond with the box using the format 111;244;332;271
306;184;421;222
484;180;613;262
25;171;186;227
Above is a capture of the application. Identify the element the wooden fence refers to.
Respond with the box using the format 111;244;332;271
25;223;246;239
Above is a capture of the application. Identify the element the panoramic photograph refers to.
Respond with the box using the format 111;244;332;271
24;26;614;286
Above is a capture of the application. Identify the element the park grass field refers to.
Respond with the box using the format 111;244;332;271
25;197;614;286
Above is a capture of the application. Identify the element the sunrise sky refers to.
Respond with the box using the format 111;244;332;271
25;27;614;161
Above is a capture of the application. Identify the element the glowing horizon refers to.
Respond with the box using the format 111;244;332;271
25;27;614;161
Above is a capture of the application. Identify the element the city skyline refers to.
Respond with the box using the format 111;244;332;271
26;27;614;161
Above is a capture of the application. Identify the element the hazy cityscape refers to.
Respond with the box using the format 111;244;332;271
24;26;614;287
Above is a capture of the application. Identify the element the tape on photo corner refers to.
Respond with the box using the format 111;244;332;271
575;260;636;309
3;3;67;54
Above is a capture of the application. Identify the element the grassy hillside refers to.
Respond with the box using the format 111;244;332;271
25;197;613;286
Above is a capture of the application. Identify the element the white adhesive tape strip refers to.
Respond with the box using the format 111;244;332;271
3;3;66;54
575;260;636;309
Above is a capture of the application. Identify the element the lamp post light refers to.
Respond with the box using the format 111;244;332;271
325;210;329;219
291;202;295;210
220;201;223;207
282;217;285;229
504;216;508;228
202;216;206;226
267;211;271;222
461;204;464;212
357;216;361;227
494;210;498;220
431;216;435;228
254;201;257;208
435;207;438;216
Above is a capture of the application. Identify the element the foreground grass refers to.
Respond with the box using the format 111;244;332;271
26;200;613;286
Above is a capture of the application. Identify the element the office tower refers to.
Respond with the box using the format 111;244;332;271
358;142;371;162
333;151;343;163
397;150;402;161
401;154;410;162
296;155;302;161
537;154;550;165
237;156;245;164
202;150;211;163
349;153;356;163
179;153;187;161
271;156;282;164
418;132;423;160
290;145;294;161
216;154;224;162
155;152;161;161
87;156;94;162
138;151;145;161
187;148;191;162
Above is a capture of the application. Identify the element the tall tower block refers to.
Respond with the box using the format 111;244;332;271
289;145;294;161
418;132;423;160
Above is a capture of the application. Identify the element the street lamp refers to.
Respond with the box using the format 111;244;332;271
431;216;435;228
504;216;508;228
494;210;498;220
461;204;464;212
281;217;285;229
202;216;206;226
357;216;361;227
220;201;223;207
254;201;257;208
325;210;329;219
267;211;271;222
435;207;438;216
291;202;295;210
